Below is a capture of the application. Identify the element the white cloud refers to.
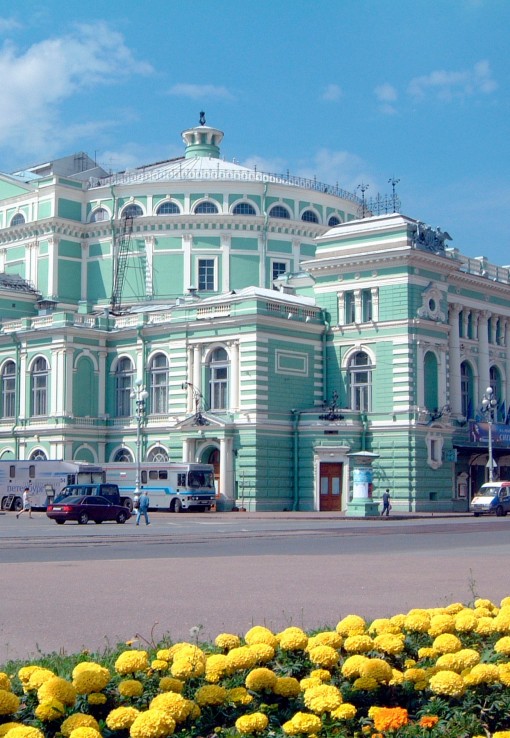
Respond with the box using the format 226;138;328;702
0;22;152;162
0;17;21;33
241;155;288;175
374;83;398;115
321;84;342;101
168;83;234;100
296;149;377;195
407;59;497;101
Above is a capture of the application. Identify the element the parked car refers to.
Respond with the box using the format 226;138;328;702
46;495;131;525
470;482;510;517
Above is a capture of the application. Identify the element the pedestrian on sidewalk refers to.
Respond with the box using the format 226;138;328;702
17;487;32;519
135;490;150;526
381;489;391;517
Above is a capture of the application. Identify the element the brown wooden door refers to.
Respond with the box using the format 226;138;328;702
319;463;343;511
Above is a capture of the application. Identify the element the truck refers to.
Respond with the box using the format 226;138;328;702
470;481;510;517
0;460;104;511
102;461;217;512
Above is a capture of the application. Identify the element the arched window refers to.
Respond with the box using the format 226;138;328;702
328;216;341;227
348;351;372;412
122;204;143;219
90;208;108;222
208;347;229;410
461;361;474;419
148;446;169;462
233;202;256;215
301;209;319;223
29;449;47;461
31;357;48;416
156;201;180;215
113;448;133;462
194;201;219;214
269;205;290;219
115;358;134;417
1;361;16;418
10;213;25;226
149;353;169;414
424;352;439;413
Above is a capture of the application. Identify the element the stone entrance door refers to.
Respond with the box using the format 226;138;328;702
319;462;343;511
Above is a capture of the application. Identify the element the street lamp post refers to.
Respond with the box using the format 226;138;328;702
131;378;149;497
481;386;498;482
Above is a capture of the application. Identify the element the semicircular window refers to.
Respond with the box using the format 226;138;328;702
91;208;108;222
113;447;133;462
122;204;143;219
156;201;180;215
328;216;341;227
194;201;219;214
269;205;290;219
10;213;25;226
233;202;256;215
301;210;319;223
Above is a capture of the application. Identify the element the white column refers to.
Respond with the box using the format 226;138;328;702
144;236;155;297
19;347;27;419
219;437;234;503
47;236;59;298
51;348;63;415
354;289;362;323
183;234;192;289
448;304;462;415
478;311;491;398
221;235;230;292
371;287;379;322
337;292;345;325
98;350;106;416
229;340;240;410
182;438;192;463
81;243;88;300
193;345;201;395
64;348;73;416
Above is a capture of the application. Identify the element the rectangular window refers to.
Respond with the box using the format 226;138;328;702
177;473;186;486
272;261;288;282
430;440;438;462
362;289;373;322
198;259;215;291
345;292;355;324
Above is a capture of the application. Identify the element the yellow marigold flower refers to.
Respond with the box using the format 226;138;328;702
205;653;229;682
432;633;462;654
194;684;227;706
68;729;102;738
335;614;366;636
130;708;176;738
273;676;301;697
245;667;277;691
308;645;339;668
499;664;510;687
299;677;323;690
303;684;342;713
501;597;510;608
390;613;406;628
343;635;373;653
118;679;144;697
494;611;510;634
215;633;241;650
37;676;76;706
0;723;23;737
61;714;100;737
445;602;464;614
428;614;455;637
149;659;167;672
435;653;462;672
245;626;278;649
0;689;20;715
368;618;401;636
353;676;379;690
169;643;205;663
310;669;331;682
419;715;439;728
159;676;184;693
226;646;258;672
390;668;405;685
34;698;65;721
278;627;308;651
156;649;172;661
372;633;405;655
463;663;499;686
27;668;55;691
150;692;194;722
283;712;322;735
331;703;356;720
404;610;430;633
428;670;465;698
106;706;140;730
0;674;10;691
341;655;370;678
454;609;477;632
248;643;275;663
307;631;343;649
87;693;107;705
456;649;481;670
474;598;495;610
359;658;393;683
493;732;510;738
2;728;45;738
72;662;110;694
171;656;205;680
227;687;253;705
235;712;269;734
475;616;496;635
115;650;149;675
417;647;438;659
371;706;409;731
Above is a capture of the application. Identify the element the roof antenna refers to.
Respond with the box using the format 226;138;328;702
199;111;206;126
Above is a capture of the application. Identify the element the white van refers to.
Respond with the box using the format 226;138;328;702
470;482;510;517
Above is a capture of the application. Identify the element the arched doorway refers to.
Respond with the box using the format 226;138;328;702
203;447;220;496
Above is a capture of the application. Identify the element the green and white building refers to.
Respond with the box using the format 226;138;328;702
0;117;507;512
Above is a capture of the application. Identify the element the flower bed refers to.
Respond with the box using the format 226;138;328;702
2;597;510;737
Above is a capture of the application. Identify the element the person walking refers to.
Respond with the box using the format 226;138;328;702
17;487;33;519
135;490;150;526
381;489;391;517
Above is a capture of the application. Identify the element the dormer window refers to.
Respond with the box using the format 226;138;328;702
10;213;25;226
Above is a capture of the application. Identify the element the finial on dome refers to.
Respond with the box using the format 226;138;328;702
199;111;206;126
181;117;224;159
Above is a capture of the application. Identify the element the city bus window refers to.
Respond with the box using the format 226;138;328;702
9;465;15;477
149;471;158;480
159;471;168;479
141;471;148;484
177;473;186;486
29;465;35;478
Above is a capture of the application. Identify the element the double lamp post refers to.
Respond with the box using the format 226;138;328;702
481;386;498;482
131;378;149;497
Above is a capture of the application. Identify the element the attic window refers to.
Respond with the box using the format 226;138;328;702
10;213;25;226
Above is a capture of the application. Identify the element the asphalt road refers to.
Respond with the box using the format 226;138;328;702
1;511;509;664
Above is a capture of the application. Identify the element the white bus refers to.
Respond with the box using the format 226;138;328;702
102;462;216;512
0;460;104;511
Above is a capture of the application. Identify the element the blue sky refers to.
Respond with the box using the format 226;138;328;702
0;0;508;263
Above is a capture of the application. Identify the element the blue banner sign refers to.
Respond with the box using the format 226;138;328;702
469;422;510;447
